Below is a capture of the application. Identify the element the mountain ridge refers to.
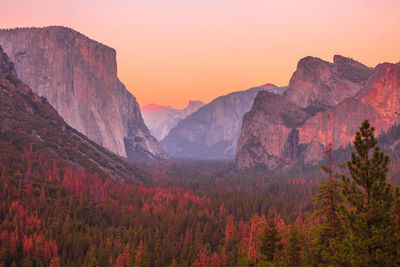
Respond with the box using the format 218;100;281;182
284;55;373;109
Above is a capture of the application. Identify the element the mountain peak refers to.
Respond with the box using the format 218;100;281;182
259;83;277;90
333;54;349;64
186;100;204;110
187;100;204;105
142;103;173;113
284;55;373;108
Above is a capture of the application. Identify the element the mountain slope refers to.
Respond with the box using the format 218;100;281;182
161;85;286;159
141;100;204;140
0;26;167;160
0;45;145;181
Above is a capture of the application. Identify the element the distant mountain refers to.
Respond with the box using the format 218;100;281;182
0;26;167;161
235;56;400;170
141;100;204;140
259;83;287;95
0;45;145;181
161;84;287;159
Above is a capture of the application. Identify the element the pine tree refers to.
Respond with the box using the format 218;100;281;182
258;218;283;264
286;225;304;267
311;144;343;265
336;120;400;266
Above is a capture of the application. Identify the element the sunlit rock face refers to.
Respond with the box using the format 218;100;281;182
298;62;400;163
235;56;391;169
141;100;204;141
0;26;167;160
284;55;373;110
161;86;287;159
0;45;144;180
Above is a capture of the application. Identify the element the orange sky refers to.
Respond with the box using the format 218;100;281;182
2;0;400;108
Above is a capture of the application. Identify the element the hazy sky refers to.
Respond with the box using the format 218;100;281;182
2;0;400;108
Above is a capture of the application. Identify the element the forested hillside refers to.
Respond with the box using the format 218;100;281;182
1;121;400;266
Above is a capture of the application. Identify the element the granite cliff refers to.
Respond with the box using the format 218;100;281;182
0;26;167;160
141;100;204;140
284;55;373;110
235;56;383;169
298;62;400;163
0;45;145;181
235;91;308;169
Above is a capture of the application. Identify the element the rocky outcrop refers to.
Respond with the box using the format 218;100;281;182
298;62;400;163
0;45;145;181
161;86;279;159
141;100;204;140
235;56;400;169
235;91;308;169
0;26;167;160
284;55;373;110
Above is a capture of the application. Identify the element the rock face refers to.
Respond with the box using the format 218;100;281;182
141;100;204;140
235;56;383;169
161;86;286;159
0;26;167;160
284;55;373;110
235;91;308;169
298;62;400;163
0;45;145;181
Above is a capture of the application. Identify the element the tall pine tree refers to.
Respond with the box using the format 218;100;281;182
286;225;304;267
336;120;400;266
311;144;343;265
258;217;283;265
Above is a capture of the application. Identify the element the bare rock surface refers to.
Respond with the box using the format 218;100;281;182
0;45;146;181
0;26;167;160
234;56;395;169
235;91;307;169
284;55;373;110
298;62;400;163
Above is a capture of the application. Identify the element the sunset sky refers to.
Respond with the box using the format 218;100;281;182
2;0;400;109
